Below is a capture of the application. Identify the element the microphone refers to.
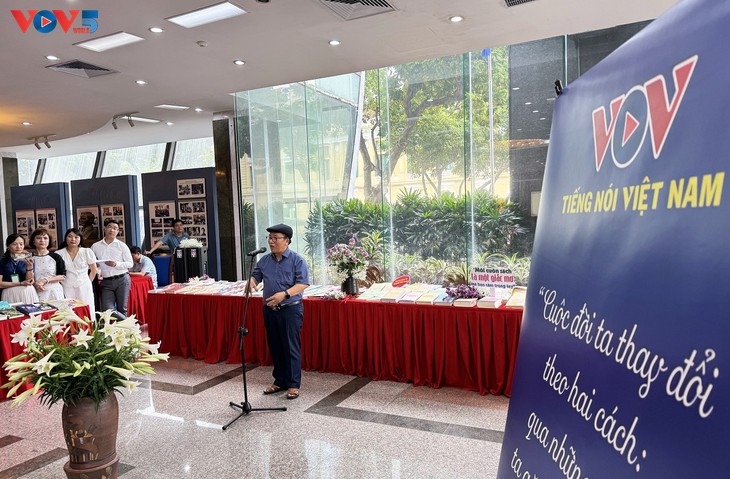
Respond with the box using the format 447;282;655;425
247;246;267;256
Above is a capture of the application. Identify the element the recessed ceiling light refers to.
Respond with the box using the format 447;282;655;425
45;55;59;61
194;108;204;112
149;27;164;33
166;2;247;28
136;80;148;85
129;116;160;124
328;40;341;46
233;59;246;66
75;31;144;52
449;15;464;23
22;121;32;126
155;104;190;111
166;122;175;126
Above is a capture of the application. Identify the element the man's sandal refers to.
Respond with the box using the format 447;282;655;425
263;384;285;395
286;389;299;400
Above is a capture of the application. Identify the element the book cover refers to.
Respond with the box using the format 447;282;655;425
16;304;43;315
453;298;478;308
504;286;527;309
432;290;455;306
416;287;446;304
380;287;407;302
477;298;504;309
0;307;24;318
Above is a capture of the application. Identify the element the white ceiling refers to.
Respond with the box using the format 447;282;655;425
0;0;677;160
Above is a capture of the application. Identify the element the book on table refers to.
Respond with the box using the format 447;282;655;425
432;290;455;306
0;307;24;318
453;298;478;308
504;286;527;309
477;297;505;309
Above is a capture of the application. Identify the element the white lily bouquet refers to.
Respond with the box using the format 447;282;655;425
2;310;169;408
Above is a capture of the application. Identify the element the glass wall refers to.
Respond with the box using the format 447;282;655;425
18;159;39;185
102;144;166;205
234;22;650;287
173;137;215;169
41;153;96;183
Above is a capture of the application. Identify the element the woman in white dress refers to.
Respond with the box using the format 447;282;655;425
57;228;98;319
30;228;66;301
0;234;39;303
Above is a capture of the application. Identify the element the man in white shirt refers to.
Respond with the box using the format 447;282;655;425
91;219;133;317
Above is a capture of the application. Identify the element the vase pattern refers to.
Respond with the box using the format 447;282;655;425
62;393;120;479
341;275;358;295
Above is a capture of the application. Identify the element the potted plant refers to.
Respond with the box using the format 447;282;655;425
2;309;169;479
326;238;369;295
446;284;483;308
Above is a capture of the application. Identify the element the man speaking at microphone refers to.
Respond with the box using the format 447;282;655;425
249;223;310;400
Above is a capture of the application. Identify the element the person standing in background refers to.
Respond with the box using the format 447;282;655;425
249;223;310;400
57;228;98;318
146;219;190;254
91;219;132;317
0;234;38;303
30;228;65;301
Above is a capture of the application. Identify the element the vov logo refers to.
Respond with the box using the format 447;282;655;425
591;55;698;172
11;9;98;34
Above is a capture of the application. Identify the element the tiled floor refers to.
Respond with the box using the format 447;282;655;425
0;356;509;478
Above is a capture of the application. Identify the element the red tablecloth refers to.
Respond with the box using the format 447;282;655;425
147;294;522;396
1;305;91;401
128;275;153;324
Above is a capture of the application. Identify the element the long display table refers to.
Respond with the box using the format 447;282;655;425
147;294;522;396
0;305;91;401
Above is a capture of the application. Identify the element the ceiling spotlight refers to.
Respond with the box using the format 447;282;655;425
449;15;464;23
233;59;246;66
44;136;51;148
149;27;164;33
127;115;135;127
112;119;118;129
328;39;341;46
22;121;32;126
34;139;41;150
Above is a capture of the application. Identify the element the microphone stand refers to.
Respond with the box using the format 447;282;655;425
223;250;286;431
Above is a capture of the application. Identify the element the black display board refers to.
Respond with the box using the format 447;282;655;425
10;182;71;250
141;167;220;279
70;175;141;248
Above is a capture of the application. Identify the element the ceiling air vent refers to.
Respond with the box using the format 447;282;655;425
319;0;395;21
505;0;538;6
46;60;117;79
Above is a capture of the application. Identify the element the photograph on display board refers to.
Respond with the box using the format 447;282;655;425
101;203;126;242
177;178;205;199
149;201;176;245
15;210;35;241
178;201;208;248
76;206;100;248
35;208;59;250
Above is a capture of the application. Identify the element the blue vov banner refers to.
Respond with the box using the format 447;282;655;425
498;1;729;477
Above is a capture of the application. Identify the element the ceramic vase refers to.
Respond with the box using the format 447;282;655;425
61;393;120;479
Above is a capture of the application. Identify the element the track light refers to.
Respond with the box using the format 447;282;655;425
112;119;118;129
127;115;135;127
28;135;53;149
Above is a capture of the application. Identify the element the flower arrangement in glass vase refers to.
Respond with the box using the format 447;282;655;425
326;238;369;295
2;309;169;408
446;284;483;307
